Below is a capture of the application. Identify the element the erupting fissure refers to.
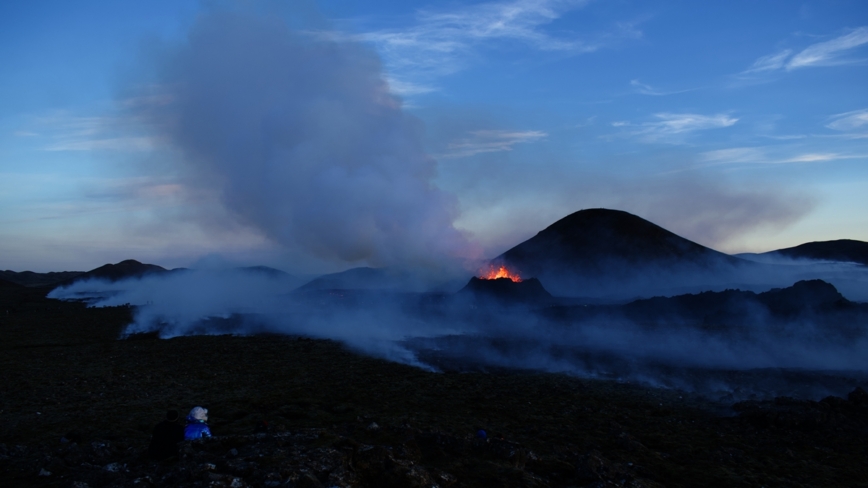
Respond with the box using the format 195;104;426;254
480;265;522;282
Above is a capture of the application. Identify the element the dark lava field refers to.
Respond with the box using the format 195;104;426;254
2;283;868;487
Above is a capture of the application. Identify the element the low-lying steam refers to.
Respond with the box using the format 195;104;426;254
50;260;868;401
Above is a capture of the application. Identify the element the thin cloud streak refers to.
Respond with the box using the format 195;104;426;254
613;113;738;143
827;108;868;132
44;136;157;152
384;77;439;96
649;113;737;134
438;129;547;159
629;79;697;96
700;147;863;166
787;27;868;69
741;27;868;77
743;49;792;73
24;112;161;152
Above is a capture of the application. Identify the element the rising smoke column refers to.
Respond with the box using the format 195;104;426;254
131;7;473;269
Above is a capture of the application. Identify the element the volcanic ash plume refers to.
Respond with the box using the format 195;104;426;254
129;7;473;269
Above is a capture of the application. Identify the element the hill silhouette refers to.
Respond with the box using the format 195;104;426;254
297;267;392;292
239;265;294;279
232;265;304;291
496;208;747;297
543;279;867;336
0;270;84;287
68;259;169;284
619;279;852;324
296;267;437;293
756;239;868;266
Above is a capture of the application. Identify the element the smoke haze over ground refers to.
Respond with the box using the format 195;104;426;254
49;259;868;401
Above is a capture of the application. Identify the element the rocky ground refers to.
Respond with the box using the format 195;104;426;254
1;284;868;487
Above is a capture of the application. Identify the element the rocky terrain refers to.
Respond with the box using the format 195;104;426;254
2;284;868;487
456;277;554;306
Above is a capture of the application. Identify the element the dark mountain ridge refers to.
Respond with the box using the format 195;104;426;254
742;239;868;266
295;266;445;293
55;261;302;288
496;208;749;297
500;208;741;269
0;270;84;287
240;265;294;279
543;279;868;337
621;279;851;321
68;259;169;284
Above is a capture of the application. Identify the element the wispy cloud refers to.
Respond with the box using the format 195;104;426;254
700;147;862;166
742;49;792;74
740;27;868;77
341;0;639;95
438;129;547;159
780;153;851;163
650;113;738;134
45;136;157;152
827;108;868;132
629;79;698;96
25;111;160;152
384;77;439;97
614;113;738;142
700;147;766;165
787;27;868;69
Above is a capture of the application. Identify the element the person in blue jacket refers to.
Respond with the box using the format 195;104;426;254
184;406;212;440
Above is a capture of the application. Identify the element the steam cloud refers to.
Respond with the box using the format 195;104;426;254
129;7;472;269
50;256;868;401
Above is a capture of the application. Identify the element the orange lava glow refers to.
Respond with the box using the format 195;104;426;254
480;265;522;282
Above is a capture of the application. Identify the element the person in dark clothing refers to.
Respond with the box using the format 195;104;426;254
148;409;185;460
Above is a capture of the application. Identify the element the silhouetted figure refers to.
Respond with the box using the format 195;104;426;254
148;410;185;460
184;406;212;440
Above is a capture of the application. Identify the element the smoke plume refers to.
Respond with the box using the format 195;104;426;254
128;7;473;270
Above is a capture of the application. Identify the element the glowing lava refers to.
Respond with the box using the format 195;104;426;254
480;265;522;282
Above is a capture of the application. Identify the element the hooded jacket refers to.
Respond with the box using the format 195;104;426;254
184;416;212;440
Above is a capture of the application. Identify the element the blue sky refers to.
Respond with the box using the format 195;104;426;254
1;0;867;273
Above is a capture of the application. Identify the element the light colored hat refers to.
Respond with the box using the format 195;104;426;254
189;406;208;421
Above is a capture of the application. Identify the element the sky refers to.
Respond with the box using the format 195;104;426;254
1;0;867;273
